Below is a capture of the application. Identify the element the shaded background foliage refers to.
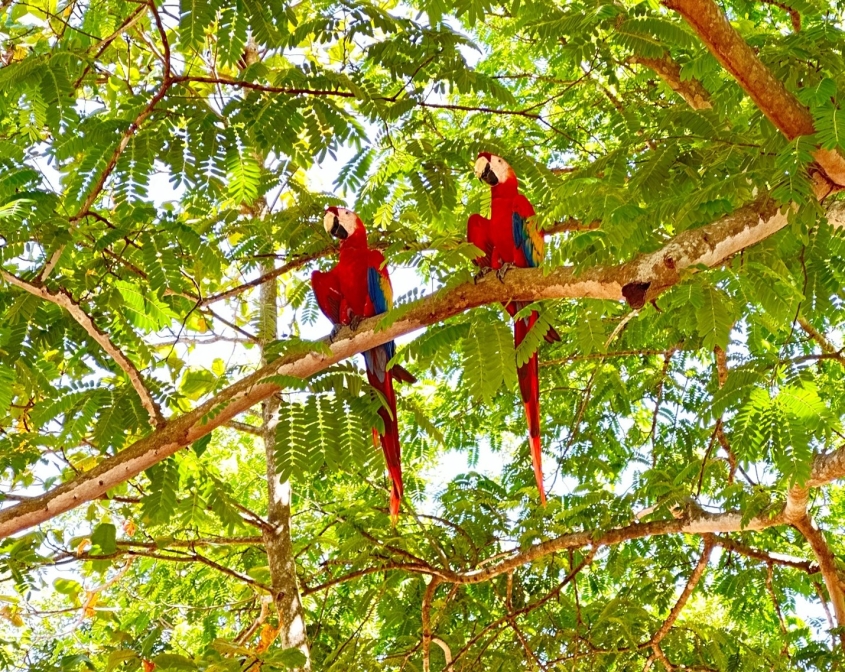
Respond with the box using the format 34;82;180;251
0;0;844;669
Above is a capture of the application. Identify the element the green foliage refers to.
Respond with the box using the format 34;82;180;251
142;459;181;525
1;0;845;669
461;314;517;403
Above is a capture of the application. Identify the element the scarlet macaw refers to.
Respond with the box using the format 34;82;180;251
311;207;415;522
468;153;559;504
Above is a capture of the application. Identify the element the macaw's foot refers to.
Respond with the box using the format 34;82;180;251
349;314;362;331
473;266;494;283
496;263;514;283
329;324;344;343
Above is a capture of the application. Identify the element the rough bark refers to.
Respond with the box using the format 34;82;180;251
1;196;844;539
258;261;311;668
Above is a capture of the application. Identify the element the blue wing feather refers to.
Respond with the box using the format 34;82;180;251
365;265;395;383
368;266;390;314
512;211;539;268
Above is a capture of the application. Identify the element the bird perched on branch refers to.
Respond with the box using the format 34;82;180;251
311;207;416;522
468;153;560;505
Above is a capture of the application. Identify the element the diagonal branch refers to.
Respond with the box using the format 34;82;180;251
797;317;845;367
628;54;712;111
649;536;714;645
663;0;845;187
0;269;163;427
1;196;845;538
792;515;845;646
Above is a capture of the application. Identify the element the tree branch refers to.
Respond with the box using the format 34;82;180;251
2;196;845;539
663;0;845;187
628;53;712;111
201;219;593;307
649;536;714;644
797;317;845;366
0;269;163;427
713;535;818;574
422;578;441;672
792;515;845;646
226;420;263;436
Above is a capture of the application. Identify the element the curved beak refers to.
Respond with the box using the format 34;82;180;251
474;156;498;186
330;216;347;240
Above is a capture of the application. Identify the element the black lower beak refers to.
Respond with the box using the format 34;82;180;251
480;162;499;186
330;216;347;240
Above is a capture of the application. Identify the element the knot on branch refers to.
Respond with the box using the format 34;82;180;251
621;282;651;309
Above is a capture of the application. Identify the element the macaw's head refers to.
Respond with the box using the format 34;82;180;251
324;206;365;242
474;152;516;188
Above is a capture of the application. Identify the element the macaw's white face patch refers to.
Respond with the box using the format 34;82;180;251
474;154;511;186
324;207;360;240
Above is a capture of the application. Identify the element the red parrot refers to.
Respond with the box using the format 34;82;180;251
311;207;415;522
467;153;559;505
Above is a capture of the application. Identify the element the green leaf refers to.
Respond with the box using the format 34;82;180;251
91;522;117;555
226;143;261;205
106;650;139;672
696;285;733;350
142;459;180;525
152;653;197;671
710;369;766;418
53;578;82;596
191;433;212;457
263;648;307;668
179;0;220;51
115;280;176;331
815;102;845;152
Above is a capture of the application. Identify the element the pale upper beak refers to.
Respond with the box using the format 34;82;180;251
474;156;499;186
324;211;348;240
330;215;347;240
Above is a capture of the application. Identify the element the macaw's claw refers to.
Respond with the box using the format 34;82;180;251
496;263;514;283
349;314;362;332
473;266;494;283
329;324;343;343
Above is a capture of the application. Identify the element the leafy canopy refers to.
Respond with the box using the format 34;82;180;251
1;0;845;669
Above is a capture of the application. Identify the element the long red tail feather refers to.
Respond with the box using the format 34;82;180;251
364;345;404;524
514;307;547;504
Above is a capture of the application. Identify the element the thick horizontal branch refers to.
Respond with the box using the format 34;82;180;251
663;0;845;187
2;196;844;539
0;270;163;427
201;222;593;307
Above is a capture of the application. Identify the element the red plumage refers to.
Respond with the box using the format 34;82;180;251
468;155;559;504
311;207;414;523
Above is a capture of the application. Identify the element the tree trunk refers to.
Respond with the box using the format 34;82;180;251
258;260;312;669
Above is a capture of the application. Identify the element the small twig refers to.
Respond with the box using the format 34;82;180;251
226;420;263;436
765;563;790;653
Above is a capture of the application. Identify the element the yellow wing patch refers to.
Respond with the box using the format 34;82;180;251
526;215;544;267
380;272;393;310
